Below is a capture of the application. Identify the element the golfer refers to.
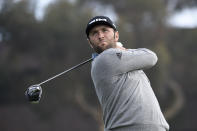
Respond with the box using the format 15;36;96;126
86;16;169;131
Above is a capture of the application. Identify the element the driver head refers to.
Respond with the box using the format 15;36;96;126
25;85;42;103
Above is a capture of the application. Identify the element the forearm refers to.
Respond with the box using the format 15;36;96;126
95;48;158;75
108;48;158;74
119;48;158;72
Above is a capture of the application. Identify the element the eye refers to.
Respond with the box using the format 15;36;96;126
90;31;98;36
102;28;108;32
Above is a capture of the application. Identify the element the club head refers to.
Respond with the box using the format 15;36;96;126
25;85;42;103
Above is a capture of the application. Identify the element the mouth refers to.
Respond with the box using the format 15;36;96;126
99;41;107;46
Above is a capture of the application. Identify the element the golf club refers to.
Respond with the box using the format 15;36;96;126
25;57;94;103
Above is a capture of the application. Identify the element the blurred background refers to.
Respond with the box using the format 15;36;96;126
0;0;197;130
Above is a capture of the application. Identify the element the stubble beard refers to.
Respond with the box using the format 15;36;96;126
93;41;116;54
89;31;117;54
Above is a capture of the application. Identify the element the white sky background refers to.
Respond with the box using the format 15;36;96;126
35;0;54;20
14;0;197;29
167;8;197;28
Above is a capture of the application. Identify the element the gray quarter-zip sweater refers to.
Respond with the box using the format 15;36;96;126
91;47;169;131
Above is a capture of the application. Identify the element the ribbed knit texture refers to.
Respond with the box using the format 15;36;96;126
91;47;169;131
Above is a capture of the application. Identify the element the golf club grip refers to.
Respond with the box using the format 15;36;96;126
38;57;93;86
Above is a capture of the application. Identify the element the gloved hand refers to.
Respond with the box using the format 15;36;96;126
25;85;42;103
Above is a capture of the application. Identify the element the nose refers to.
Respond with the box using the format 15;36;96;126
98;31;104;39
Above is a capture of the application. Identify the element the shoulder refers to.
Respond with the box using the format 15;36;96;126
101;48;122;55
92;48;122;68
97;48;124;62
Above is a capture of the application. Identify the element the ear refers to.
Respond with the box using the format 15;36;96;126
114;31;119;42
87;38;93;48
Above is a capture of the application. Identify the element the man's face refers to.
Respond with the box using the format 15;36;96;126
88;25;119;54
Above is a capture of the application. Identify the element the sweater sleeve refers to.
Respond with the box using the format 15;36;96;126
99;48;158;75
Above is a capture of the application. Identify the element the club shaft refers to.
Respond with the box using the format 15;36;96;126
37;58;93;86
